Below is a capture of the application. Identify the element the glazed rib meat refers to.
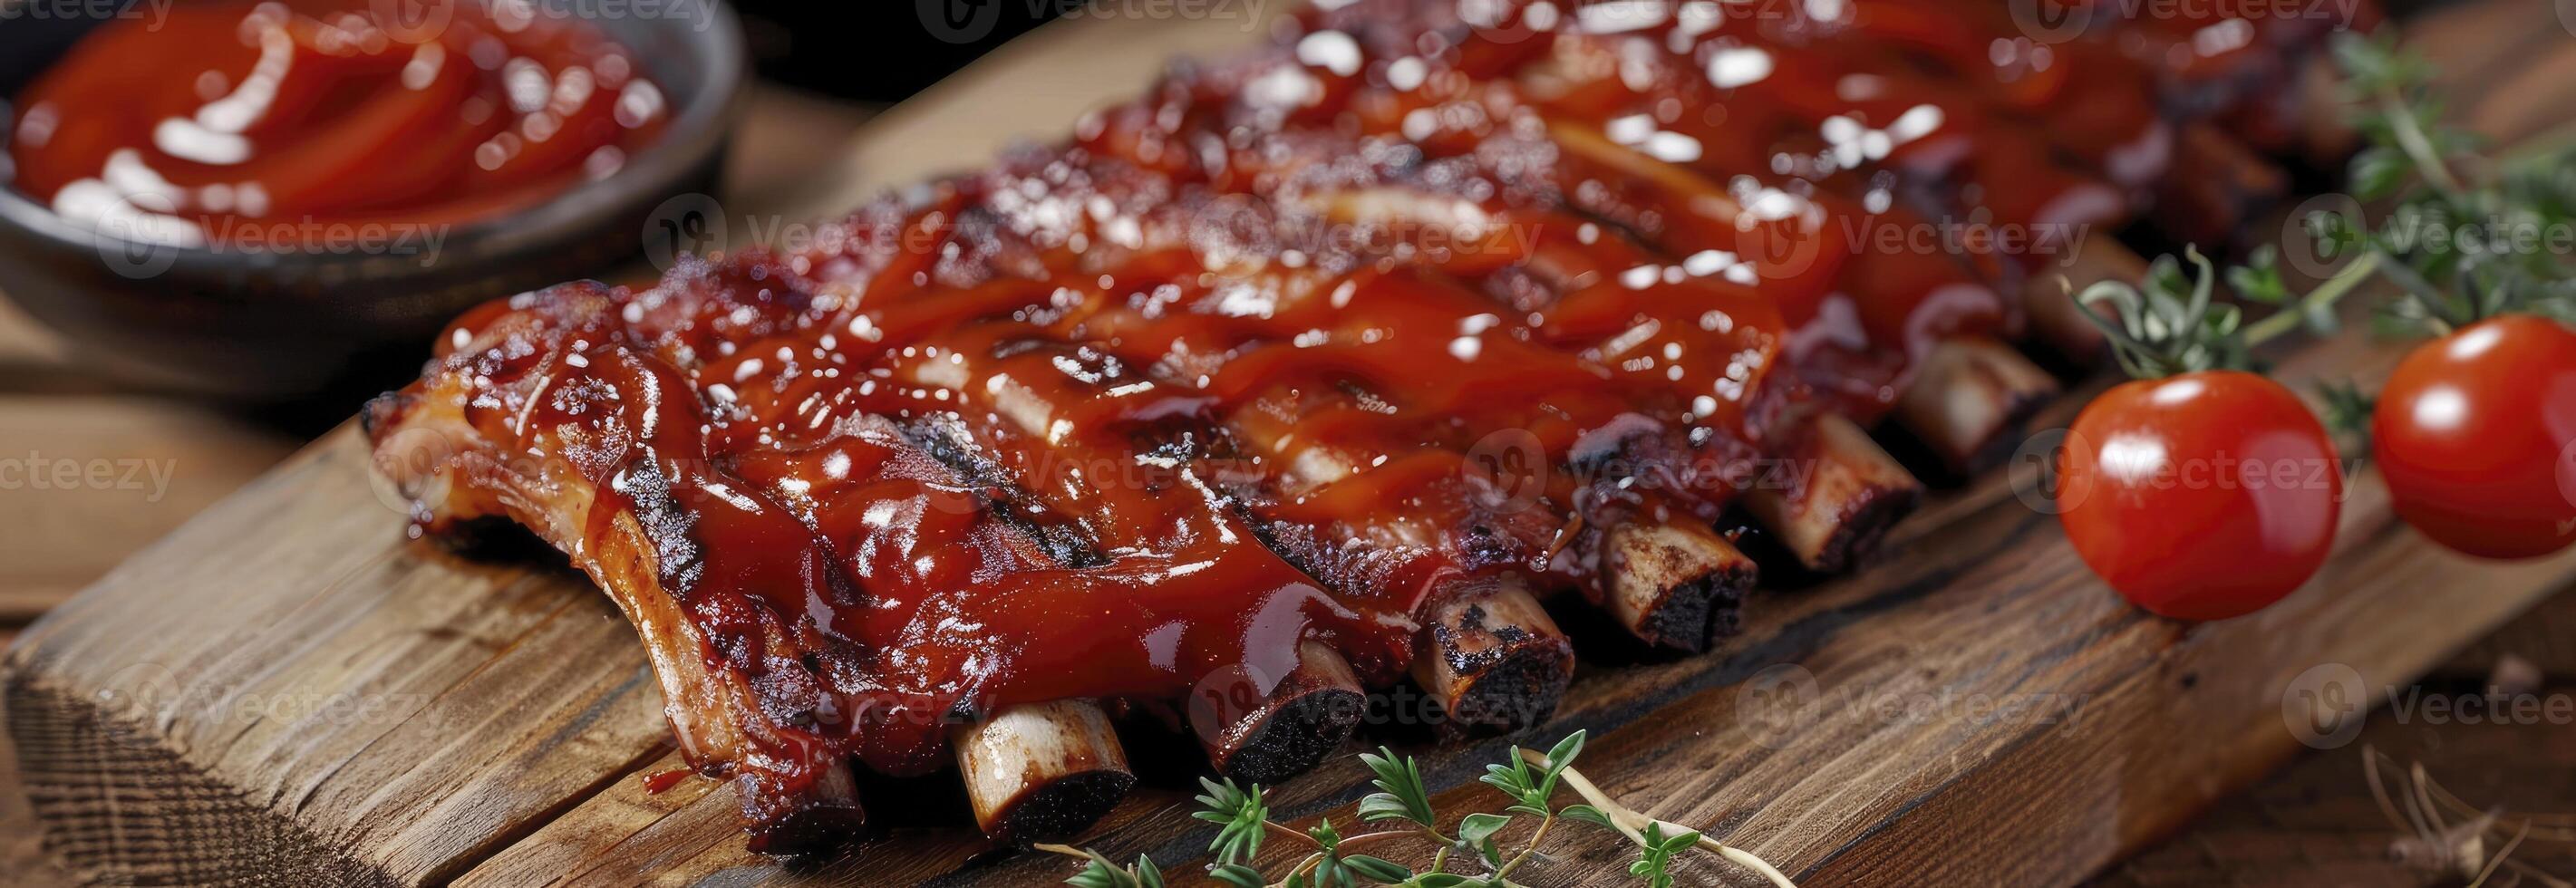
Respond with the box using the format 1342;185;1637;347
367;0;2371;850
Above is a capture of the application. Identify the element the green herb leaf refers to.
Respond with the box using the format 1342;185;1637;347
2349;146;2409;200
1192;777;1270;865
1535;730;1585;801
1357;747;1438;827
1630;823;1689;888
1457;812;1512;868
2226;246;2290;305
1065;852;1138;888
1208;864;1268;888
1541;731;1586;775
1559;805;1615;829
1357;793;1417;825
2075;246;2252;377
1313;854;1347;888
1478;758;1533;800
1409;874;1487;888
1303;818;1356;888
2316;378;2377;457
1343;854;1413;883
1457;812;1512;842
1311;817;1344;849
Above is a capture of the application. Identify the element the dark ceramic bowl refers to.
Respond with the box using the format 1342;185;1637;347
0;1;748;401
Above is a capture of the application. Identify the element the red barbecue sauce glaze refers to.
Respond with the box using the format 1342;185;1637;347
1088;0;2077;422
417;138;1787;781
1246;0;2348;419
641;767;692;796
375;0;2369;832
7;0;665;242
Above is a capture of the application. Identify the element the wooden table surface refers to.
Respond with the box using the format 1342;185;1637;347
4;3;2575;884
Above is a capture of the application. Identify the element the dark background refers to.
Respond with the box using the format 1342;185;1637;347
736;0;1070;103
2;3;1071;115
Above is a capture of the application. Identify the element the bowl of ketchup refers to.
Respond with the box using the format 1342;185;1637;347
0;0;745;400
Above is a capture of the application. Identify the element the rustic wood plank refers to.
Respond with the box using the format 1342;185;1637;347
0;299;68;372
2091;663;2576;887
0;691;79;888
941;470;2576;887
0;396;295;619
453;750;732;888
4;433;679;884
2439;589;2576;680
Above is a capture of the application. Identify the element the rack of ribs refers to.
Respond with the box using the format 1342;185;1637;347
365;0;2373;852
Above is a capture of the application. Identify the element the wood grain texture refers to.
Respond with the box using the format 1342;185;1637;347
2441;588;2576;680
5;434;676;884
2093;658;2576;887
0;395;296;619
9;3;2576;886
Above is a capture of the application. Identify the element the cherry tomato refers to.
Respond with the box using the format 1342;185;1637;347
2371;314;2576;559
2058;371;2344;621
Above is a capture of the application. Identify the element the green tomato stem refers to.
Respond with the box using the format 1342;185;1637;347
1265;820;1322;849
2380;90;2465;195
2242;252;2386;348
1493;813;1555;879
1332;831;1415;851
1266;852;1324;888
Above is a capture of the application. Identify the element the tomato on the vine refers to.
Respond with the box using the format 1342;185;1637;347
2371;314;2576;560
2057;371;2345;621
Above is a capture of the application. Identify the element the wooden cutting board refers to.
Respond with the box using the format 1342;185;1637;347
9;3;2575;885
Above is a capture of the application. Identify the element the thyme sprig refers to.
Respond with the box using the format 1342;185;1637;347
1046;730;1797;888
2322;32;2576;334
2074;30;2576;389
2071;246;2361;378
1196;777;1273;865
